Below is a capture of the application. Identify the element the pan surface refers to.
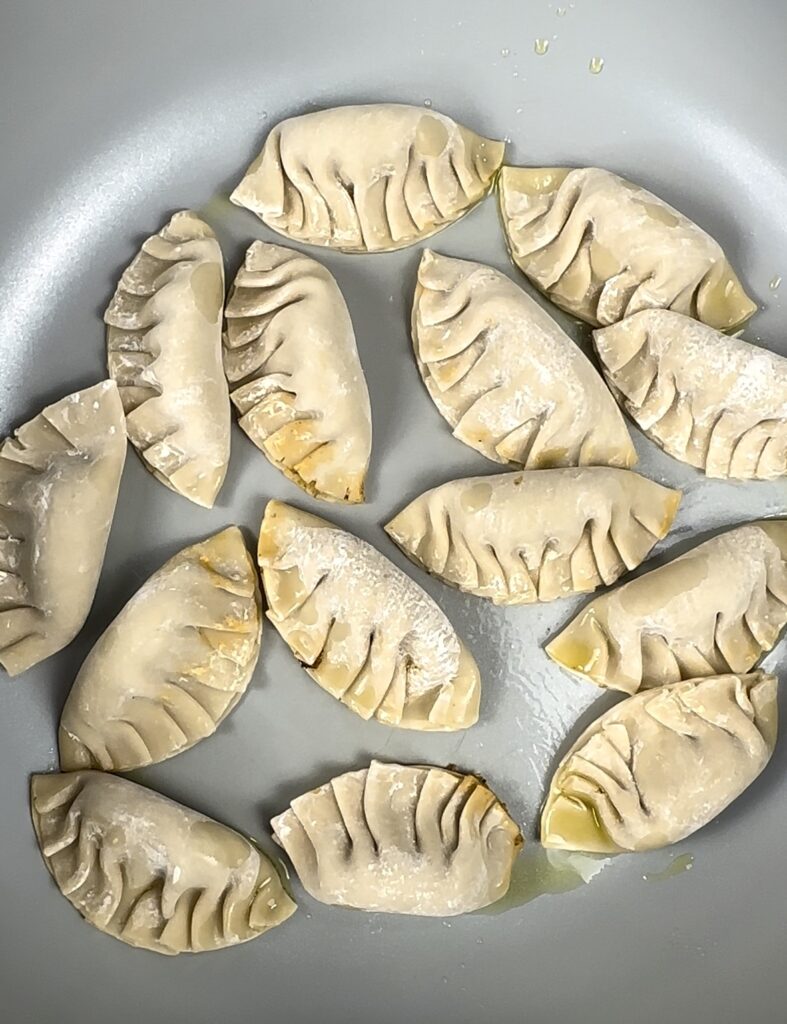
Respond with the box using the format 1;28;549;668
0;1;785;1021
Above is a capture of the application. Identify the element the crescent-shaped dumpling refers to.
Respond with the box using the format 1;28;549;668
541;672;777;853
411;250;637;468
546;520;787;694
498;166;756;330
271;760;522;914
105;210;230;507
58;527;262;772
223;242;372;503
594;309;787;480
385;468;680;604
31;772;295;954
0;381;126;676
258;501;480;730
231;104;505;252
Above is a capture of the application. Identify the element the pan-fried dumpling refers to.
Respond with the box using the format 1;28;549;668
31;771;295;954
0;381;126;677
594;310;787;480
546;521;787;694
541;672;777;853
258;501;480;730
498;166;756;330
223;242;372;503
271;760;522;914
105;210;230;507
385;468;680;604
412;250;637;468
231;104;505;253
58;527;262;772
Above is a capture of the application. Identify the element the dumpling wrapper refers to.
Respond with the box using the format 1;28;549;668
498;166;756;330
58;527;262;772
594;309;787;480
546;520;787;694
105;210;230;507
412;250;636;468
31;771;295;955
258;500;480;730
231;104;505;253
386;468;680;604
541;672;777;853
223;241;372;503
272;760;522;915
0;381;126;676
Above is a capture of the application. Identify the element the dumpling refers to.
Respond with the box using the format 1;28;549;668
105;210;230;507
271;760;522;915
412;250;637;468
223;241;372;503
498;166;756;330
541;671;777;853
31;771;295;954
546;520;787;694
0;381;126;677
386;468;681;604
258;500;480;730
594;309;787;480
58;527;262;772
231;104;505;253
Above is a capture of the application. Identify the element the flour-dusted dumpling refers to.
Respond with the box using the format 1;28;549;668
594;310;787;480
105;211;230;507
0;381;126;677
58;528;261;772
231;104;505;253
498;166;756;330
541;672;777;853
386;468;680;604
223;242;372;503
31;772;295;954
546;521;787;694
258;501;480;730
412;250;636;468
272;760;522;914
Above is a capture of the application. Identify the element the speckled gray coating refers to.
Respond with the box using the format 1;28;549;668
0;1;785;1022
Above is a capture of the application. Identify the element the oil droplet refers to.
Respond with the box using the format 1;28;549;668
477;844;611;914
501;47;510;57
589;56;605;74
197;192;235;224
516;107;523;114
460;481;493;513
642;853;694;882
556;5;567;14
769;275;782;291
534;38;550;55
423;98;432;108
